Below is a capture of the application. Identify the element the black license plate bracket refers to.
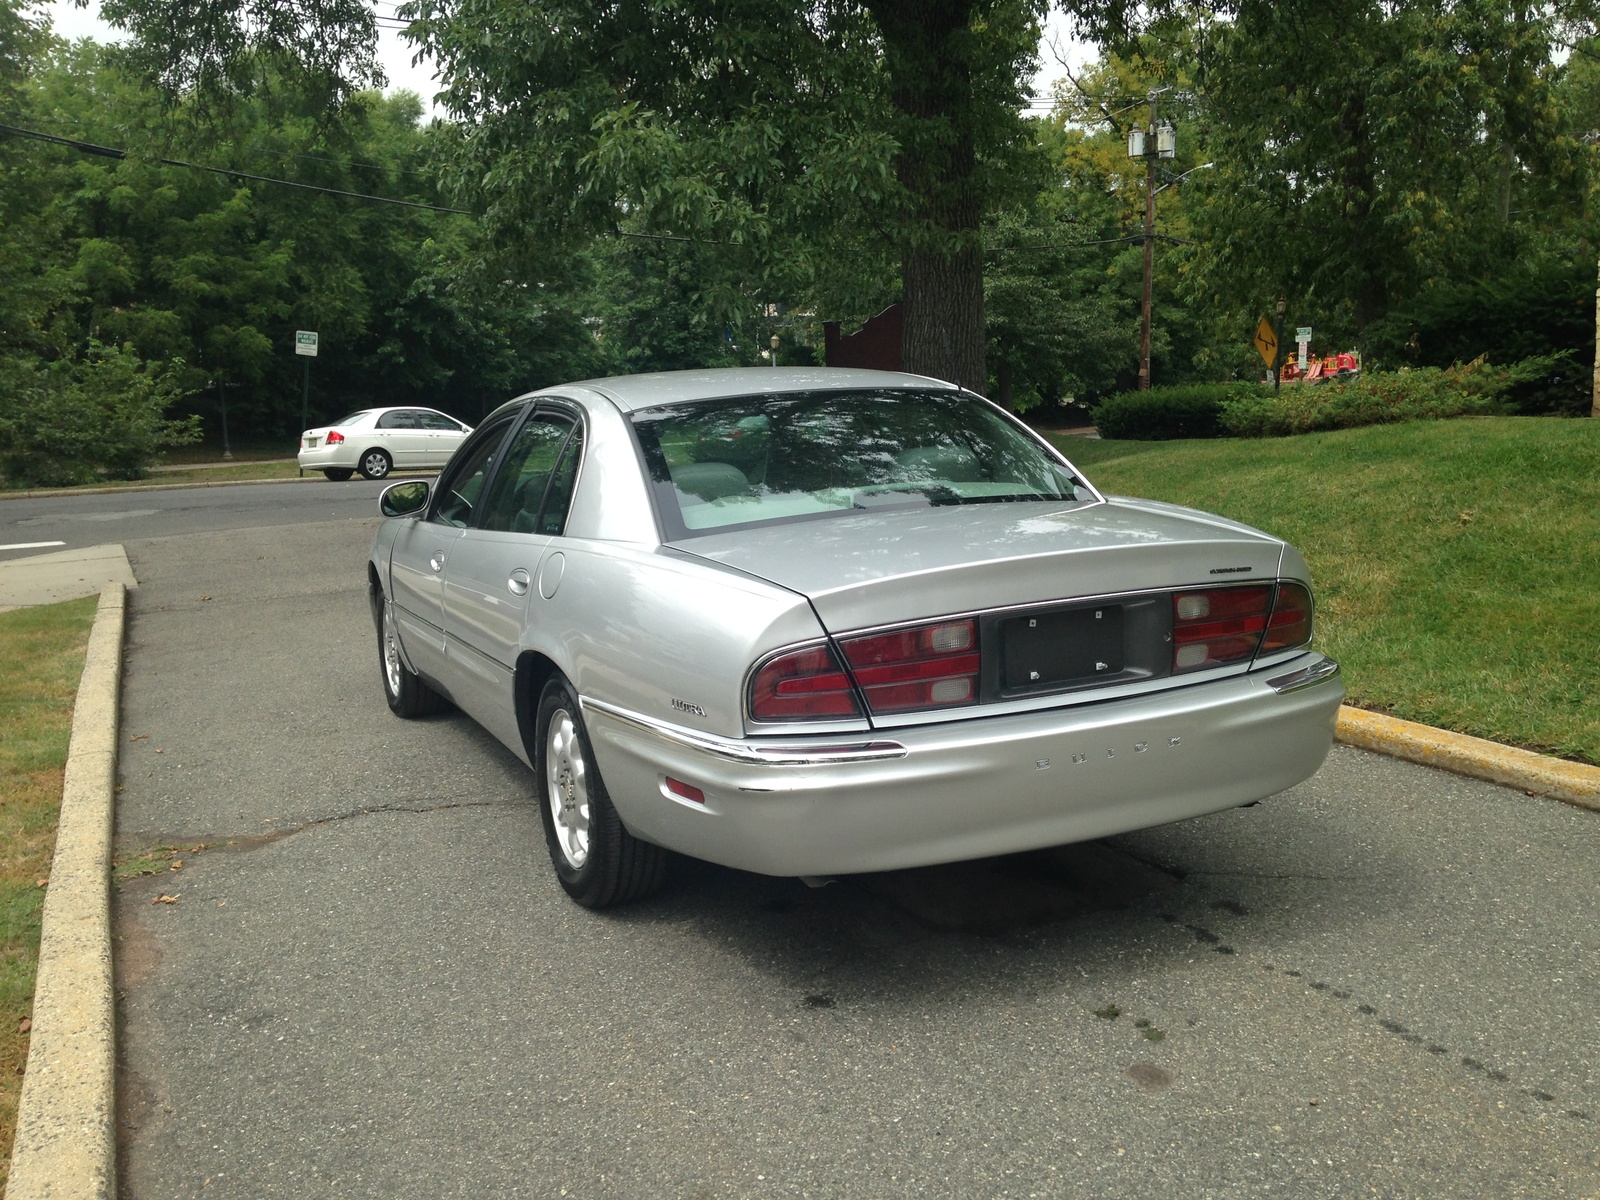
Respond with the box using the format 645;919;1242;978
1001;605;1125;691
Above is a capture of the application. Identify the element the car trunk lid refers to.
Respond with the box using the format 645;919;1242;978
674;498;1285;633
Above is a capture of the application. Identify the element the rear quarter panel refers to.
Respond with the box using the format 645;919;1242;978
524;540;829;740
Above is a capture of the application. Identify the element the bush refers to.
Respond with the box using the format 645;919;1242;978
1216;356;1549;437
1092;383;1266;440
0;344;201;488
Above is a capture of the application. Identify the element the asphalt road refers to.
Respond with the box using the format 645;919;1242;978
80;488;1600;1198
0;478;391;559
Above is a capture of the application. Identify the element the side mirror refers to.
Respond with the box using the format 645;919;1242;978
379;479;430;518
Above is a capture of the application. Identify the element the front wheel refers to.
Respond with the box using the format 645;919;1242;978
377;590;447;718
358;448;393;480
535;677;667;908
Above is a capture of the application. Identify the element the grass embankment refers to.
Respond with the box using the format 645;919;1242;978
0;597;97;1190
1051;417;1600;765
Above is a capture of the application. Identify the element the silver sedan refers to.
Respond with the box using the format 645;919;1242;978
368;368;1343;907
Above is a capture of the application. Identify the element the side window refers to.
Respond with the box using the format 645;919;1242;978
431;414;518;529
537;423;585;535
377;410;418;430
418;410;462;431
478;414;576;533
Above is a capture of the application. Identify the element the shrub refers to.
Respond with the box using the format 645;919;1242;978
1216;356;1549;438
1092;383;1266;440
0;344;200;487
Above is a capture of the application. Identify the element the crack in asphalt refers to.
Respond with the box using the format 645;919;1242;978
121;799;520;859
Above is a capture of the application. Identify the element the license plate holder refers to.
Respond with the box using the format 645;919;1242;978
1001;605;1125;690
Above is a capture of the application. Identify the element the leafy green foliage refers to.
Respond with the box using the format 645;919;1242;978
1092;383;1261;440
0;343;200;486
1188;0;1582;349
1364;257;1595;414
1216;359;1549;438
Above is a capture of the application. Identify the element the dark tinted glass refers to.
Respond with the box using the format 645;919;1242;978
478;415;576;533
432;414;517;528
537;424;585;535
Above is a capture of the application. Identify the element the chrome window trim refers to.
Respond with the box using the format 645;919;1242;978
581;697;906;765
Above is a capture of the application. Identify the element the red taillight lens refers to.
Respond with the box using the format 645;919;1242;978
1261;582;1313;654
840;618;979;714
1172;585;1273;672
326;429;345;444
664;777;705;805
748;645;862;721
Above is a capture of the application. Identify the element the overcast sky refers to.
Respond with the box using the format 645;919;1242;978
43;1;1095;118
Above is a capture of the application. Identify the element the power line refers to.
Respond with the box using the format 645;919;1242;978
0;121;471;214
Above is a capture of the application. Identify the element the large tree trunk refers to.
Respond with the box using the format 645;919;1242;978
870;0;988;395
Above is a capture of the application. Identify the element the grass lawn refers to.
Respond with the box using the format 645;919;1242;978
1049;417;1600;764
0;597;97;1190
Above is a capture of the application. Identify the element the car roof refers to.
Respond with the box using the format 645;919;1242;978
540;367;962;414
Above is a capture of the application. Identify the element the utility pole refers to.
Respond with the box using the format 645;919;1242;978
1138;89;1158;391
1128;89;1174;391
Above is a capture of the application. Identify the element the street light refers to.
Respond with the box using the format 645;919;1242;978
1274;296;1287;392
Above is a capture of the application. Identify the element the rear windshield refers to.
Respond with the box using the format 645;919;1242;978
333;410;373;426
631;389;1094;537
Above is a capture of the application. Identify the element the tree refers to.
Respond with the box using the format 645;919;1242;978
1186;0;1582;349
84;0;1069;392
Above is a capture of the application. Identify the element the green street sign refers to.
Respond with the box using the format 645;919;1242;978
294;330;319;357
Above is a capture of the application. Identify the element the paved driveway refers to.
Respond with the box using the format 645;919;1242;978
114;518;1600;1198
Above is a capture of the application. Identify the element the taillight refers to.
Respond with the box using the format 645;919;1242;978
1172;585;1272;672
840;618;979;714
748;645;862;721
326;430;345;444
1261;582;1313;654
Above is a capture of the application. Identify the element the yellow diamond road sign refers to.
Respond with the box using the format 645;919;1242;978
1253;317;1278;367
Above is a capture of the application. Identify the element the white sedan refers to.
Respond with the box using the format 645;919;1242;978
298;407;473;481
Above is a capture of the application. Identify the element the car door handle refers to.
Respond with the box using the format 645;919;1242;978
507;568;531;596
429;553;445;573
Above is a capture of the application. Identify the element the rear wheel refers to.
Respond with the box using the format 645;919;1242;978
536;677;667;908
377;591;447;718
358;448;393;480
323;468;354;481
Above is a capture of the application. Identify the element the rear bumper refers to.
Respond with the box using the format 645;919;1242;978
583;652;1343;876
297;444;355;470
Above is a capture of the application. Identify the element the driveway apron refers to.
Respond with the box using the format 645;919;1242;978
115;520;1600;1198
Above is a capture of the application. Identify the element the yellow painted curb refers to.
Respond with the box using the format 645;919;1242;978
6;584;124;1200
1337;705;1600;813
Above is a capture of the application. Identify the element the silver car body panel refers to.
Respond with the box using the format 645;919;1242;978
371;368;1343;878
582;651;1342;877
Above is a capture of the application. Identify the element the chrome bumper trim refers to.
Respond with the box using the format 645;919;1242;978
1266;656;1340;694
580;697;908;766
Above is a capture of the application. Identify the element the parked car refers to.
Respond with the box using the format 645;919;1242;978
299;407;473;480
368;368;1343;908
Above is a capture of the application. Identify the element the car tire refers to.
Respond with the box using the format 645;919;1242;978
376;589;447;718
323;468;354;481
358;448;393;480
535;676;668;908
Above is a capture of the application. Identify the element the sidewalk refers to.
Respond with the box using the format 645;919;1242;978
0;544;136;612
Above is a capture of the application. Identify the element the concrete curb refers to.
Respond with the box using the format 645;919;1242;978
1337;705;1600;812
6;584;124;1200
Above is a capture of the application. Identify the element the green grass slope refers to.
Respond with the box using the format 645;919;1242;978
1051;418;1600;764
